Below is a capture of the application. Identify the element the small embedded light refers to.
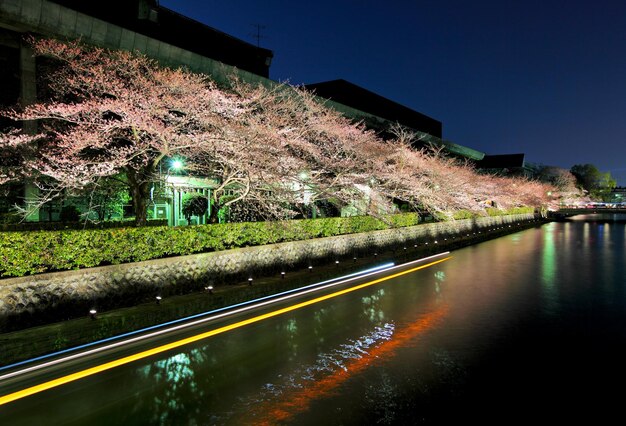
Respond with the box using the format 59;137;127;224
335;260;340;264
89;309;97;320
308;266;313;272
414;244;417;248
353;257;357;262
281;271;286;279
374;253;378;257
403;247;407;250
248;277;253;285
156;296;162;304
205;285;213;294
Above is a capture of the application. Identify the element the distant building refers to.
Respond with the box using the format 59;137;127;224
45;0;273;77
475;153;529;177
305;79;442;138
304;80;533;176
304;79;486;161
610;186;626;203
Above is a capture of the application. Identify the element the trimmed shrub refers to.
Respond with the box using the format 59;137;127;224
0;210;533;278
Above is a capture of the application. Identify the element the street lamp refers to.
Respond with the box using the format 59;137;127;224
163;158;185;226
171;159;184;172
163;158;185;184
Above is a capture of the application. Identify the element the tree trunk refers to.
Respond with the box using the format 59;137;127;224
133;185;149;226
208;200;221;223
126;168;151;227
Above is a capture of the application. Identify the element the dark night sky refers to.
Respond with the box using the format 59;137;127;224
159;0;626;185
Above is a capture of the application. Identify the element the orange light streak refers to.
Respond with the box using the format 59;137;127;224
248;304;449;425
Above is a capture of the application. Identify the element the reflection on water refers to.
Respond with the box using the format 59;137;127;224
541;223;558;315
3;217;626;424
233;322;397;425
241;305;448;426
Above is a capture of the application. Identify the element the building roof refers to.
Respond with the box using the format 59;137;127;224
476;153;526;169
304;79;442;138
49;0;273;77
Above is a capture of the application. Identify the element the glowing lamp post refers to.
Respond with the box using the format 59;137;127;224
164;159;184;226
170;159;184;172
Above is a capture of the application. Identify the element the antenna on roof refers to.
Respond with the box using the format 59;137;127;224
250;23;267;47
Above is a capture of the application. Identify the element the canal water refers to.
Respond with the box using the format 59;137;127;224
1;215;625;425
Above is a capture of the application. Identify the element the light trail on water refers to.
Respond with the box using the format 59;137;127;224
0;254;451;406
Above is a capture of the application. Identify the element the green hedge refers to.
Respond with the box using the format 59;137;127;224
0;208;536;278
485;206;535;217
433;206;535;221
0;213;418;278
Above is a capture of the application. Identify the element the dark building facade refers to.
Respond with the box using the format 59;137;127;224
305;79;442;139
47;0;273;77
475;153;529;177
305;79;488;161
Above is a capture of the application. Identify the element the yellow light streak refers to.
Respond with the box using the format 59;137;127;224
0;256;450;406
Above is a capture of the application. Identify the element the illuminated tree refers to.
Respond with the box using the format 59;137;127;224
570;163;616;201
0;38;562;227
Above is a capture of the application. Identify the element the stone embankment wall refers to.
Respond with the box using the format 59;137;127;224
0;214;540;325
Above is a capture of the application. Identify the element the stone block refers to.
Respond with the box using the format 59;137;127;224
1;0;23;16
157;42;172;64
145;37;160;57
18;0;42;27
75;13;92;38
132;33;148;53
57;8;77;37
40;1;61;30
104;24;122;49
119;28;136;52
90;19;108;44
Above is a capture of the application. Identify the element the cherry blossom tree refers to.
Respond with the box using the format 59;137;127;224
0;37;565;227
2;38;282;225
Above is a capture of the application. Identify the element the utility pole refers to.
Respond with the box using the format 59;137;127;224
250;23;266;47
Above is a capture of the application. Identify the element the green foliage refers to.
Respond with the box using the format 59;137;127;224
435;207;535;221
570;163;616;201
452;210;476;220
181;192;209;222
486;206;534;216
87;176;130;221
0;213;416;277
0;212;21;224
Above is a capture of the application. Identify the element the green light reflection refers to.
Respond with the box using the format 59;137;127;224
541;224;558;315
